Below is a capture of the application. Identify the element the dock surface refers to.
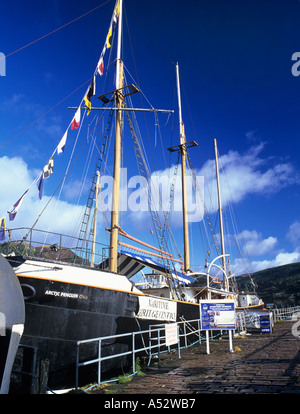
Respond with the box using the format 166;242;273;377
90;320;300;395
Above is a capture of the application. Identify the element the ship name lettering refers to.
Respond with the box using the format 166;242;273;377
45;290;60;296
60;292;78;298
137;308;175;321
45;290;79;299
148;299;169;309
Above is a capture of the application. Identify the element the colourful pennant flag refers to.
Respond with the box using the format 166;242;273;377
113;1;119;26
71;107;81;130
0;217;6;241
84;76;96;115
8;189;29;221
57;129;67;154
37;173;44;200
106;25;113;49
37;157;54;199
97;2;118;75
97;54;104;76
42;156;54;179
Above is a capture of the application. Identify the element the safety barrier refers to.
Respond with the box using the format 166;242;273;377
75;324;179;389
236;311;247;332
75;319;205;389
75;306;300;390
273;306;300;322
75;315;247;389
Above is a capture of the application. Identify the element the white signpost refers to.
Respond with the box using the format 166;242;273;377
165;323;179;347
137;296;177;322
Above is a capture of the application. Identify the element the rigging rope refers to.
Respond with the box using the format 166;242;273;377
122;65;182;264
2;0;112;62
186;152;220;257
0;78;92;151
40;108;88;250
217;152;256;287
74;106;114;262
123;99;184;297
1;0;115;152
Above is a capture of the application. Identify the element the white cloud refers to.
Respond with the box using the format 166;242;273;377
63;179;90;201
0;156;34;204
250;250;300;272
232;249;300;275
1;139;299;267
97;164;205;231
0;156;84;243
286;221;300;245
226;229;278;275
126;143;299;242
236;230;277;256
198;143;299;212
3;141;296;231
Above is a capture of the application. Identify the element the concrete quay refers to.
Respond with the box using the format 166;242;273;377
89;320;300;395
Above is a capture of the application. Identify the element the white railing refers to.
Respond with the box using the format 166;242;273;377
75;318;208;389
236;311;247;332
74;306;300;390
273;306;300;322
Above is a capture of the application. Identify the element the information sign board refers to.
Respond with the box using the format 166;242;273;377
165;323;178;346
260;314;271;333
137;296;176;322
200;299;235;330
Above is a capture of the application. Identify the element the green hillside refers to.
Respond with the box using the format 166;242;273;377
236;262;300;307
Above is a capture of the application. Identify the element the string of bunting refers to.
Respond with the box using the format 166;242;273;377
3;0;120;234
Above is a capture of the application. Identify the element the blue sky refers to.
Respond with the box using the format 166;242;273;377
1;0;300;277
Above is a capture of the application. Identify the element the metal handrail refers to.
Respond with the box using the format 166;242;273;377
75;318;209;389
76;325;169;388
75;308;300;389
273;306;300;322
1;226;110;266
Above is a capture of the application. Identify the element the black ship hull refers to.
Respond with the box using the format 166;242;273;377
9;257;200;391
17;276;139;389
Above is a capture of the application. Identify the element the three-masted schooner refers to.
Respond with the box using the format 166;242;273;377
1;0;262;391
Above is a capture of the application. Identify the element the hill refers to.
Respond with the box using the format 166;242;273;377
236;261;300;307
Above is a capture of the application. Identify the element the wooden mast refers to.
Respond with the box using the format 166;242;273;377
176;63;190;273
109;0;123;273
213;137;228;290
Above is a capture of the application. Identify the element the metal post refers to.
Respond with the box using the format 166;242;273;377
98;339;102;385
206;330;210;354
158;329;161;367
177;325;181;359
229;330;233;353
132;332;135;374
75;342;79;389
